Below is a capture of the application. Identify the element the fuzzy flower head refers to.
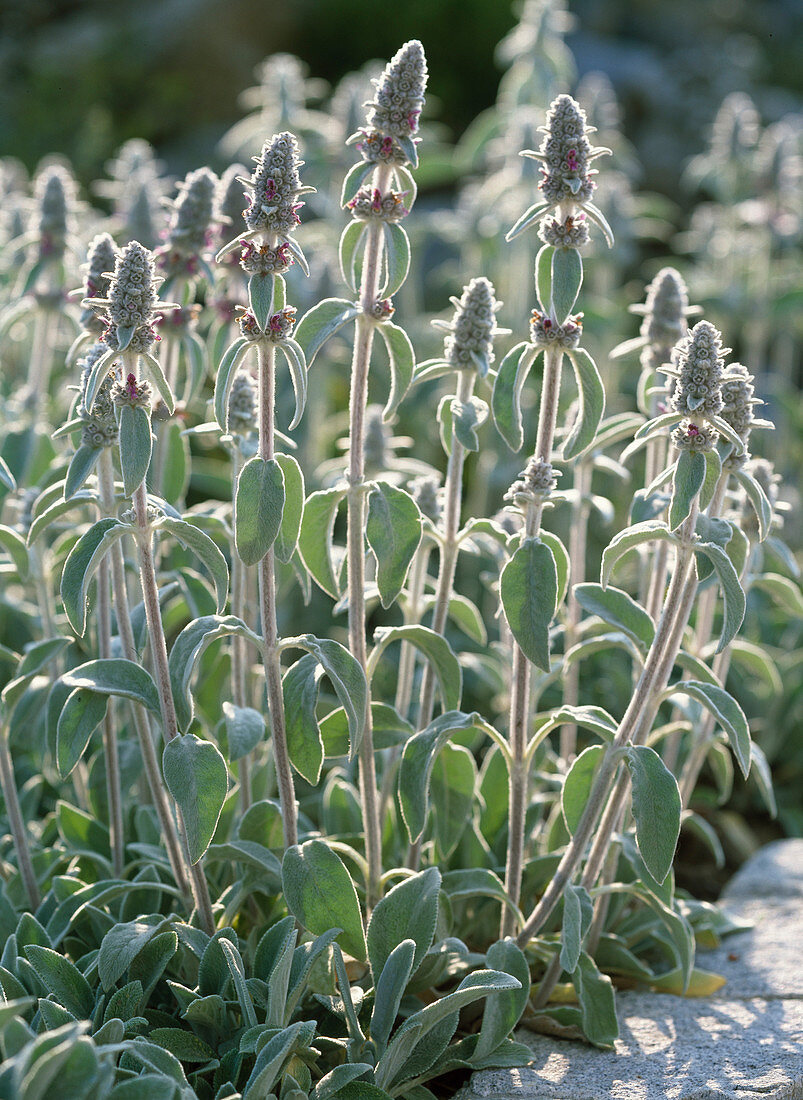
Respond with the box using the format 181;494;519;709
366;40;428;144
505;456;559;509
719;363;771;463
227;370;257;435
96;240;161;353
529;308;582;348
667;319;728;453
112;372;152;410
510;94;612;247
213;164;249;252
639;268;691;374
439;277;504;377
32;162;77;262
78;342;119;448
409;474;442;525
156;167;217;279
347;186;408;222
244;132;305;239
79;233;119;333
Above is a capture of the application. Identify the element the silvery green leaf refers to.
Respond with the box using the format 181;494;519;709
671;680;751;778
64;444;101;500
297;487;347;599
574;583;655;652
62;659;161;715
339;221;367;291
372;624;462;712
559;884;594;974
550;247;583;324
491;342;538;451
382;222;410;297
562;744;605;833
119;404;152;498
163;733;228;864
248;272;274;331
500;537;558;672
159;517;229;613
274;453;305;564
283;653;324;785
366;481;422;608
669;449;706;530
168;615;261;731
571;952;618;1048
282;839;366;962
694;541;746;651
377;321;415;420
56;687;107;777
563;348;605;459
295;298;359;367
60;518;126;635
235;456;285;565
624;745;681;883
213;336;252;431
601;521;678;587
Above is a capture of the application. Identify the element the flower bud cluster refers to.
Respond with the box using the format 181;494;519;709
505;457;559;506
78;342;119;448
79;233;119;333
538;213;590;249
103;241;160;353
244;132;304;239
529;309;582;348
112;372;153;409
156;167;217;278
355;131;409;167
409;475;442;524
347;187;408;222
365;40;428;144
238;306;296;343
227;371;257;435
369;298;395;322
239;240;293;276
443;277;501;374
32;163;76;262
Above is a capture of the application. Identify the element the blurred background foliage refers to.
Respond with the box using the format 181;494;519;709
1;0;801;886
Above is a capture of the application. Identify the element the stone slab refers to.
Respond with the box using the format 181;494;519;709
467;840;803;1100
721;839;803;900
468;995;803;1100
704;897;803;1001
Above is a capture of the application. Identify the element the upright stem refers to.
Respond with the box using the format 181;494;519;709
97;552;124;876
25;305;56;430
0;732;41;909
502;345;563;937
255;340;297;848
97;450;193;904
560;457;592;762
517;495;699;947
132;479;216;935
230;445;252;810
347;165;391;909
417;369;475;729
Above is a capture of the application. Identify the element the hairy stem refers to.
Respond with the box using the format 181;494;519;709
416;368;475;728
230;445;252;810
347;165;391;909
560;456;592;762
255;339;297;848
0;731;41;909
502;345;563;938
98;450;192;904
132;479;216;935
517;495;700;947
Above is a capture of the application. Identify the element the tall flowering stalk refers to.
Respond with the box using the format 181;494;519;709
215;132;313;849
75;241;227;933
492;94;609;935
518;320;746;981
295;42;428;907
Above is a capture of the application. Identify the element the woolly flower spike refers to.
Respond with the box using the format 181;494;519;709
508;94;612;246
409;475;442;525
213;164;249;248
366;40;428;143
79;233;118;333
667;319;727;453
505;457;559;507
78;342;118;448
245;132;304;238
32;162;76;262
364;405;392;474
157;167;217;279
719;363;772;461
227;371;257;435
91;240;161;354
638;268;691;374
437;277;504;377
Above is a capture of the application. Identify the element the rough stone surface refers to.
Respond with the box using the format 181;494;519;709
467;840;803;1099
720;839;803;901
469;997;803;1099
